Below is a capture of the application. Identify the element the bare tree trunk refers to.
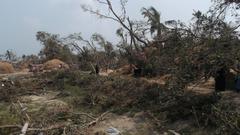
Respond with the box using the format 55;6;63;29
105;0;148;46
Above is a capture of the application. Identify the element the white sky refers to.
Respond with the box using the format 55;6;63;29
0;0;212;55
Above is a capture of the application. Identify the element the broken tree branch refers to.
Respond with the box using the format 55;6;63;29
82;0;148;46
72;112;96;120
87;111;110;127
19;122;29;135
105;0;148;46
0;125;22;129
0;123;70;132
168;130;181;135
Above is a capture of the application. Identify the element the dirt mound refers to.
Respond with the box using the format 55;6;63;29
0;62;14;74
43;59;69;71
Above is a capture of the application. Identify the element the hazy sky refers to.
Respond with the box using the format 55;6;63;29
0;0;212;55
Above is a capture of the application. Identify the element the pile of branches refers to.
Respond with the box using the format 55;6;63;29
0;101;110;135
58;71;220;122
0;75;48;102
201;98;240;134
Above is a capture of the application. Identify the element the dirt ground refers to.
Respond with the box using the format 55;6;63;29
87;112;159;135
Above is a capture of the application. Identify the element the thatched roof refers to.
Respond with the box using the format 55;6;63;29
43;59;69;70
0;61;14;74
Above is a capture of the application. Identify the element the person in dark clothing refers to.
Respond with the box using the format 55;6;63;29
235;75;240;93
134;67;142;77
215;67;226;92
95;64;99;75
234;59;240;93
56;72;65;91
28;64;33;72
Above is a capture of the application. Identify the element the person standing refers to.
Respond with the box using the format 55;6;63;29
56;72;65;91
235;74;240;93
235;59;240;92
215;67;226;92
95;64;99;75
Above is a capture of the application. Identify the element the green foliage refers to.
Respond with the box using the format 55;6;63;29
0;103;20;125
141;7;166;38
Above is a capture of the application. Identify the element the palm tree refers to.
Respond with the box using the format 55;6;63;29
141;7;166;39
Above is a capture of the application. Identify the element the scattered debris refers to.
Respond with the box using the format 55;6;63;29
106;127;121;135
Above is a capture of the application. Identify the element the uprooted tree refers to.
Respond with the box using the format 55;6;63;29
81;0;240;86
30;0;240;88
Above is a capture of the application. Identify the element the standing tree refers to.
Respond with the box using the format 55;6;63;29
5;50;17;62
141;7;166;39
